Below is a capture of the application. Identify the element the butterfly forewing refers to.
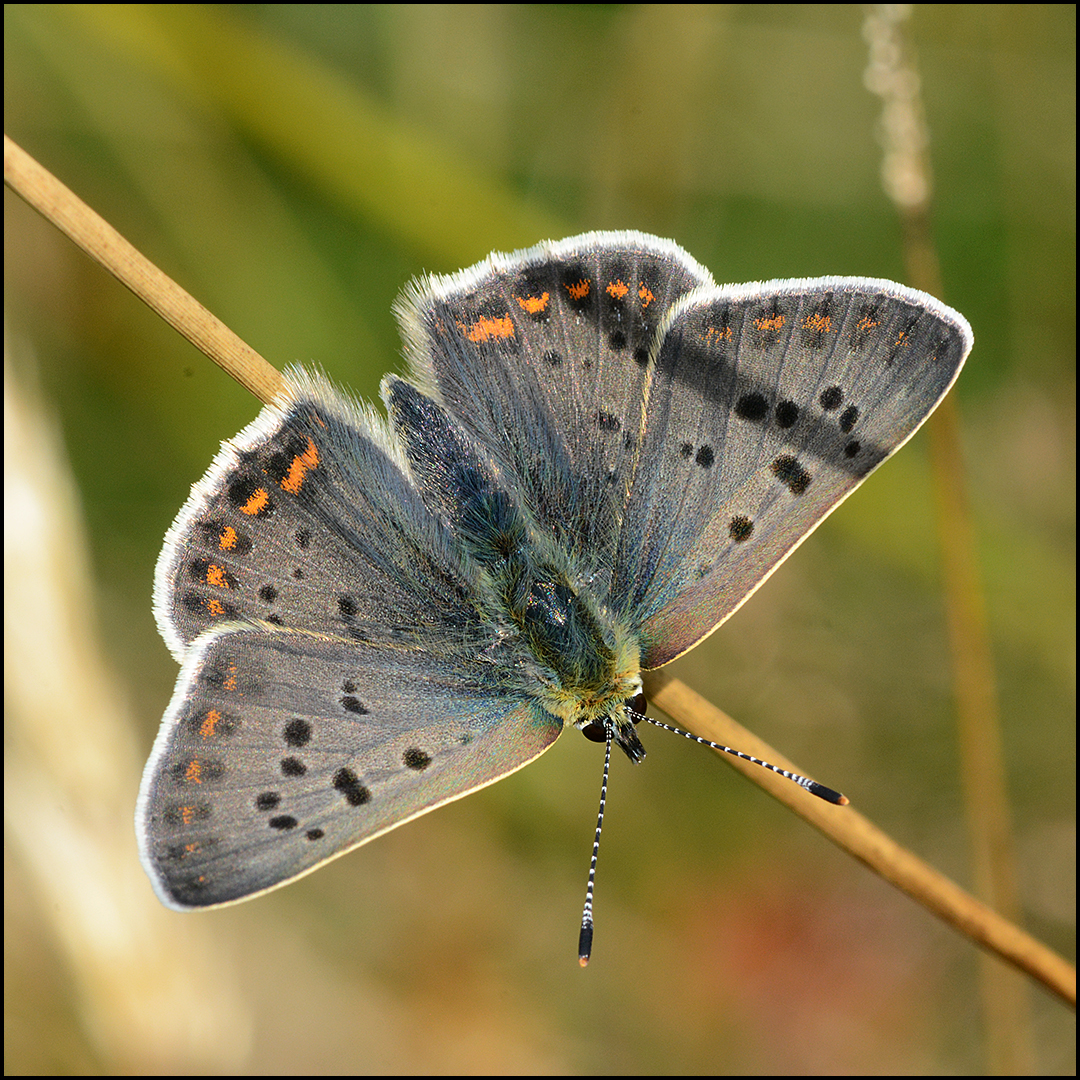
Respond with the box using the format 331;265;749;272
138;626;560;909
614;279;972;666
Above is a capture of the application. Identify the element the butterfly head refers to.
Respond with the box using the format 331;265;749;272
576;689;647;764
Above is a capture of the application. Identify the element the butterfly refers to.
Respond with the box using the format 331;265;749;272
138;231;971;959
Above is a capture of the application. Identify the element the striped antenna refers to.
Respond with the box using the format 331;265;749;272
576;695;847;965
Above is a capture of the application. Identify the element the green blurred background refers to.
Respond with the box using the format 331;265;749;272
5;5;1073;1073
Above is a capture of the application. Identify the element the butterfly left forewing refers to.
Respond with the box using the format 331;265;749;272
612;278;973;667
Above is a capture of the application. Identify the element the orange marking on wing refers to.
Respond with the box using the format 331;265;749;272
206;599;226;617
606;279;629;300
280;436;320;494
240;487;270;515
564;278;591;301
218;526;239;551
704;325;733;343
206;564;230;589
755;314;786;332
637;283;656;307
803;312;833;333
185;759;203;784
181;805;197;826
458;315;515;342
200;709;223;739
517;292;550;314
223;661;239;692
856;314;881;333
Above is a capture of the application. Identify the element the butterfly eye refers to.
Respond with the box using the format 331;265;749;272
579;693;646;744
580;720;609;743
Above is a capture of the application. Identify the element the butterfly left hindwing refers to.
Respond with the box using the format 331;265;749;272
395;231;714;573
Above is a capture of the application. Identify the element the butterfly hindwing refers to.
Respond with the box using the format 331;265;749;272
144;370;568;909
153;369;487;661
395;231;714;573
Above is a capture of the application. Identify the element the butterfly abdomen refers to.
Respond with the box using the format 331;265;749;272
386;377;641;724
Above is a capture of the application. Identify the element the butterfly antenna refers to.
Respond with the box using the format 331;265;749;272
637;713;848;806
578;723;613;967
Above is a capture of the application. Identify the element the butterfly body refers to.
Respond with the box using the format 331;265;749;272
386;378;645;741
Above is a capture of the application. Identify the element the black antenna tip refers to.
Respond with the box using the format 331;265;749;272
578;921;593;967
809;782;849;805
